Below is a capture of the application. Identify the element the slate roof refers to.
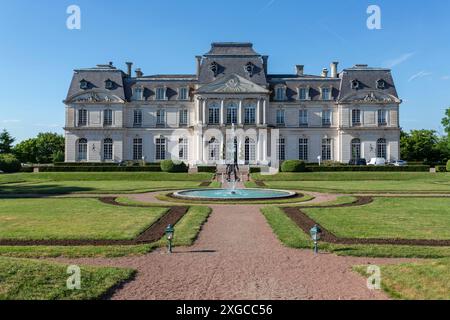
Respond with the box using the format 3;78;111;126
205;43;260;56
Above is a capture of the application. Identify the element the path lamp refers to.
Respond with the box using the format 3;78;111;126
165;224;175;254
310;225;322;254
317;155;322;166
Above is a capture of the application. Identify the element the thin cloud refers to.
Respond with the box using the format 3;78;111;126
259;0;277;13
1;119;21;124
33;123;62;128
384;52;415;68
441;75;450;80
408;71;432;82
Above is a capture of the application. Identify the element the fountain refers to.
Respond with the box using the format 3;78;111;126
172;124;297;201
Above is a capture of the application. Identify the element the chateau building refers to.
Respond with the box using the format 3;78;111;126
64;42;401;167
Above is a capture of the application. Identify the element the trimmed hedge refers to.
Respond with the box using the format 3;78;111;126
281;160;307;172
0;154;22;173
38;166;162;172
447;160;450;172
250;167;261;174
306;165;430;172
54;162;161;167
197;166;217;173
160;160;188;173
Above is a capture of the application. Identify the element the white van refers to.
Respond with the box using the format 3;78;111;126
368;158;386;166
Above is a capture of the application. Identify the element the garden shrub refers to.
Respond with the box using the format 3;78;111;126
447;160;450;172
0;154;22;173
197;166;217;173
160;160;188;173
307;165;430;172
281;160;307;172
436;165;447;173
38;166;162;172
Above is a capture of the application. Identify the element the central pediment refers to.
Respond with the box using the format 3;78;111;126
196;74;269;94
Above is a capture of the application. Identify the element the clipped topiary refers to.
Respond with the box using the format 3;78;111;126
447;160;450;172
160;160;188;173
281;160;306;172
0;154;22;173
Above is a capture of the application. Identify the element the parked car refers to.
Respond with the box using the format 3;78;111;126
392;160;408;167
348;159;367;166
368;158;386;166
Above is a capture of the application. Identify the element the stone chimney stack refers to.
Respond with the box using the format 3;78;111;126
126;62;133;77
135;68;143;78
296;65;304;76
321;68;329;78
330;62;339;78
195;56;202;77
262;56;269;74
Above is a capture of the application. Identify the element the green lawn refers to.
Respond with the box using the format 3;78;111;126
303;198;450;240
0;198;168;240
261;206;450;259
355;259;450;300
251;172;450;193
0;257;134;300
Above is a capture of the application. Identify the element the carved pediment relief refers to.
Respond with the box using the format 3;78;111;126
197;74;269;94
67;91;124;104
340;91;400;104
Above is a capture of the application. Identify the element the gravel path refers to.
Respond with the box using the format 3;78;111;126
57;203;411;300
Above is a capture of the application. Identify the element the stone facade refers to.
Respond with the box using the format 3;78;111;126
64;42;401;167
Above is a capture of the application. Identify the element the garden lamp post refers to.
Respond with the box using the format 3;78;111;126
310;225;322;254
165;224;175;253
317;155;321;166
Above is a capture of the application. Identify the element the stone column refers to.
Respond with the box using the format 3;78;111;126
256;99;261;125
197;98;203;124
238;100;243;125
220;99;225;126
263;99;267;126
202;99;207;125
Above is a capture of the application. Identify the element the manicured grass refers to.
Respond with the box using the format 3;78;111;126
354;259;450;300
303;198;450;240
0;198;168;240
252;172;450;194
261;206;450;258
0;257;134;300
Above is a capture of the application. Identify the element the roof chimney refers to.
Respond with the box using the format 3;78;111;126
321;68;329;78
330;62;339;78
195;56;202;77
296;65;304;76
262;56;269;75
135;68;143;78
126;62;133;77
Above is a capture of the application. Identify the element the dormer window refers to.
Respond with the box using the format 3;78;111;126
298;87;309;100
209;62;219;77
376;79;386;89
351;79;360;90
132;86;144;101
80;79;89;90
105;79;114;90
244;62;254;77
275;86;286;101
156;87;166;101
321;87;331;100
179;87;189;100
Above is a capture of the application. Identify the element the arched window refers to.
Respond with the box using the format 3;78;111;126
245;137;256;164
226;103;238;125
351;139;361;160
277;137;286;161
103;138;113;161
377;138;387;159
178;137;189;161
208;137;220;161
133;137;143;160
322;138;332;161
77;138;88;161
156;136;166;161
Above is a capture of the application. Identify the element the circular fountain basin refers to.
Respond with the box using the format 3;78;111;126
172;188;297;201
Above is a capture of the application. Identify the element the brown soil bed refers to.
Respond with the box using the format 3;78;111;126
254;180;267;187
284;197;450;247
0;199;188;247
199;181;212;187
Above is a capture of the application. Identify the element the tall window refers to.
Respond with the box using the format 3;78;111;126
133;87;144;101
352;109;361;126
156;137;166;161
351;139;361;160
244;106;256;124
78;109;87;126
299;110;308;127
104;109;113;126
208;137;220;161
244;137;256;164
77;138;87;161
156;87;166;100
103;138;113;161
322;138;332;161
378;109;387;126
377;138;387;159
227;104;238;124
322;110;331;126
275;87;286;101
133;109;142;127
321;87;331;100
179;109;188;126
178;138;188;161
299;138;308;161
208;104;220;124
277;137;286;161
133;138;143;161
298;87;308;100
276;109;285;126
157;109;165;126
179;87;188;100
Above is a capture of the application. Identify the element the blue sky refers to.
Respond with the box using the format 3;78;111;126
1;0;449;142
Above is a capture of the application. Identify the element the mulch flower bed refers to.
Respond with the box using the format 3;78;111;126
284;197;450;247
0;198;188;247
